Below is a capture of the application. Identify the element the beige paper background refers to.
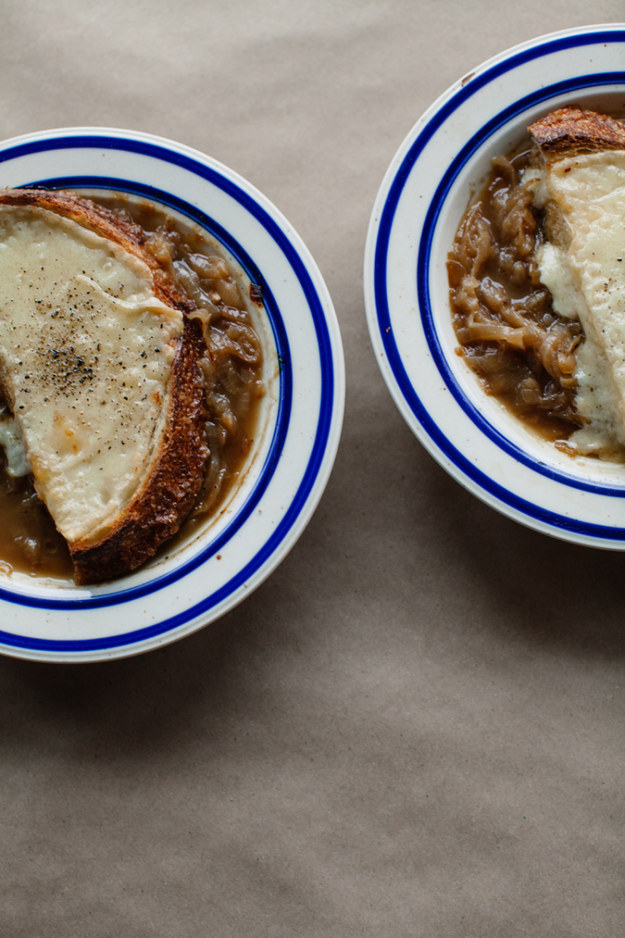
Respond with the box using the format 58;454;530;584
0;2;624;935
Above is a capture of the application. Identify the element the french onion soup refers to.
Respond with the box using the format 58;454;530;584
0;188;265;584
448;106;625;460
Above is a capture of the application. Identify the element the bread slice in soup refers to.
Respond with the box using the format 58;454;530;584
0;188;209;584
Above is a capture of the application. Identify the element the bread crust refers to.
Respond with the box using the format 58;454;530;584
0;188;210;585
528;106;625;155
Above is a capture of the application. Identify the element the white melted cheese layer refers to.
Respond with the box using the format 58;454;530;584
536;151;625;454
0;204;183;544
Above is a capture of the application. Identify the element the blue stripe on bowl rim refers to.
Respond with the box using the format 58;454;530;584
0;133;339;653
372;27;625;541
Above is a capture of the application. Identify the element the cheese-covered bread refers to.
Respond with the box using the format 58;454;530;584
528;107;625;454
0;188;209;584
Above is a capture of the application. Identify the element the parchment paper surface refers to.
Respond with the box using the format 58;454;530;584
0;3;623;935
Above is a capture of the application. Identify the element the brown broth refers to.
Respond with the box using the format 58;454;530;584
448;149;584;445
0;192;265;580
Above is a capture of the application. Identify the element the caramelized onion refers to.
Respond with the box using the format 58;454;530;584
449;151;583;438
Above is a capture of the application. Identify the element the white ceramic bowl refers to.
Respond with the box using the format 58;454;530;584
0;127;344;662
365;24;625;550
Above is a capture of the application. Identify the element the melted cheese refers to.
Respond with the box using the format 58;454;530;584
537;151;625;453
0;204;183;544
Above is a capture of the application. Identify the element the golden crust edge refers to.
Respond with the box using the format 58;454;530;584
528;106;625;155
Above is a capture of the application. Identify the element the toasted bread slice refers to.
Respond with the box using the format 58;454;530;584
528;108;625;452
529;106;625;156
0;188;209;584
